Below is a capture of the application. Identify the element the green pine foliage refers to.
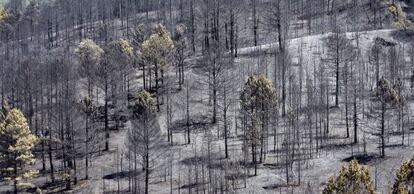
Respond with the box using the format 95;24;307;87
392;159;414;194
240;74;276;143
240;75;277;115
75;39;104;70
240;75;277;175
323;160;375;194
75;39;103;83
142;24;174;69
0;7;8;21
132;90;155;117
388;2;412;30
0;102;39;191
106;39;134;71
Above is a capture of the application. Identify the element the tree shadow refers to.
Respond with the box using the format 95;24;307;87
180;155;209;165
103;170;143;180
37;180;68;193
171;115;214;134
225;172;253;181
207;160;241;170
389;29;414;42
385;143;408;148
179;182;206;190
263;162;286;170
342;153;382;165
263;183;298;190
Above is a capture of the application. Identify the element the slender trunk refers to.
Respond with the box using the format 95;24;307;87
155;63;160;112
190;0;195;53
224;88;228;158
105;78;109;151
14;162;17;194
252;144;257;176
230;9;234;55
143;65;146;90
48;130;55;182
253;0;258;46
167;93;171;143
40;87;46;171
345;63;349;138
186;85;190;144
213;85;217;124
353;84;358;144
381;101;385;157
145;152;149;194
211;18;218;124
278;19;286;116
326;83;330;134
335;44;339;107
85;115;89;179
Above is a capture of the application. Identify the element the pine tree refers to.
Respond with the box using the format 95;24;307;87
323;160;375;194
388;2;412;30
106;39;134;70
173;24;188;90
106;38;134;106
101;39;133;150
75;39;103;98
0;6;14;60
142;24;174;111
131;24;148;90
79;97;96;180
392;158;414;194
240;75;276;176
0;7;9;22
131;90;155;116
0;102;39;194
